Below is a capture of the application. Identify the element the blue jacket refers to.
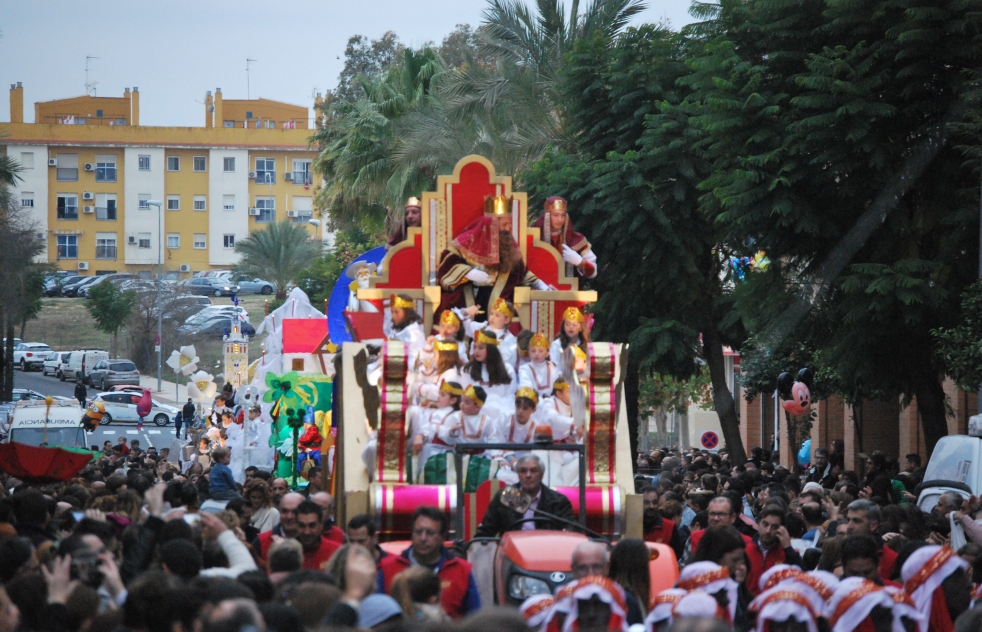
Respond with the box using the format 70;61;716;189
209;463;237;495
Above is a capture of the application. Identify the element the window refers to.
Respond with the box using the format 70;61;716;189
20;152;34;169
138;233;151;249
292;196;313;223
138;194;151;210
115;118;126;125
193;195;207;211
57;153;78;181
138;155;151;171
255;158;275;183
292;159;311;184
20;192;34;208
56;235;78;259
95;233;117;260
223;121;235;128
96;109;103;118
223;194;235;211
223;234;235;248
193;156;206;172
255;196;275;223
167;234;180;249
167;156;180;171
57;194;79;220
193;234;207;249
292;358;305;371
223;157;235;172
167;195;180;210
95;193;117;221
95;155;117;182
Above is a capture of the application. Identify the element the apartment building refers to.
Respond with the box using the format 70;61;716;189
2;82;328;277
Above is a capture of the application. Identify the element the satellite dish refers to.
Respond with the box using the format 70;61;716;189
208;104;215;113
501;486;532;513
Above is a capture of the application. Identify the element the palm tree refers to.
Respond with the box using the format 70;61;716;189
233;221;324;300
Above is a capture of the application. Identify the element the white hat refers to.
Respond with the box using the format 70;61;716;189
802;482;825;495
643;589;687;632
520;594;556;631
883;585;927;632
824;577;894;632
751;584;818;632
677;561;737;623
344;259;377;279
758;564;803;593
672;591;722;620
900;545;968;626
558;576;628;632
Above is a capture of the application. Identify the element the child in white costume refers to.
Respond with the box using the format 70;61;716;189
412;338;462;405
385;294;426;368
416;381;463;484
536;377;581;487
438;385;505;491
459;329;517;421
461;299;519;370
495;387;541;485
550;306;589;368
518;333;560;400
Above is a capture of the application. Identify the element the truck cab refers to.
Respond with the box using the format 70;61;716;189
916;416;982;512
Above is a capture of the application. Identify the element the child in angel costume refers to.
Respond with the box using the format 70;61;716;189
459;329;517;421
494;387;541;485
411;339;463;405
550;306;590;368
536;377;582;486
438;385;505;492
519;333;560;401
385;294;426;368
414;381;464;484
417;309;468;368
460;298;519;370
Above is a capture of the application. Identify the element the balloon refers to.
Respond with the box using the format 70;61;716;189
81;400;105;432
777;372;794;397
781;382;811;416
137;389;153;418
796;367;814;387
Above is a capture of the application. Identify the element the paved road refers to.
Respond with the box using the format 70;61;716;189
14;369;188;451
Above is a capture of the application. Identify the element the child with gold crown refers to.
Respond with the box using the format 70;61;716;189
438;385;506;491
414;380;464;484
550;306;589;368
519;333;560;400
461;297;519;370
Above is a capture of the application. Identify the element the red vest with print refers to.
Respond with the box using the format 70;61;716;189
380;549;473;618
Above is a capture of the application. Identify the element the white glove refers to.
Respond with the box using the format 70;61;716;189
533;279;550;291
562;245;583;266
465;269;490;284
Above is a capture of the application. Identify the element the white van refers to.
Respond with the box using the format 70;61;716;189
917;416;982;513
6;399;86;449
62;350;109;384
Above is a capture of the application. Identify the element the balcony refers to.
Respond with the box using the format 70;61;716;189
95;206;117;221
292;172;312;185
56;168;78;181
95;246;117;260
57;207;79;220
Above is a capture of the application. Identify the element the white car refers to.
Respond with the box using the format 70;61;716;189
94;392;178;426
185;305;250;324
42;352;72;377
13;343;52;371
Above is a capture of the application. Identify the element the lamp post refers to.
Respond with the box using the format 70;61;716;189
147;200;164;392
307;218;321;241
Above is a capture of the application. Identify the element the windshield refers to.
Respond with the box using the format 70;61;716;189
11;427;86;448
923;436;979;486
110;362;137;372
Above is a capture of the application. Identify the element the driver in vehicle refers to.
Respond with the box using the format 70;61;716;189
475;453;575;536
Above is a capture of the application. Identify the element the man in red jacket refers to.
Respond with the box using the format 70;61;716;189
745;505;803;594
641;486;683;559
683;496;753;564
845;499;898;583
294;499;341;570
378;506;480;618
256;492;304;561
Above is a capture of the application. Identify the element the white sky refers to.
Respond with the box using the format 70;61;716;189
0;0;695;127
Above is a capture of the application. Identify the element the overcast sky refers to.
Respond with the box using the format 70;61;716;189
0;0;695;127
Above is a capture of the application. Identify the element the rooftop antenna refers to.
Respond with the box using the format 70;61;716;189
246;58;257;99
85;55;100;96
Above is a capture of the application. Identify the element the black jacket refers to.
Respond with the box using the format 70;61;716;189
475;484;575;537
74;382;87;400
182;402;196;421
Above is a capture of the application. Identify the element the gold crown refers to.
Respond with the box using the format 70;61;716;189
529;333;549;350
553;378;569;392
474;329;500;346
563;306;585;323
484;194;513;217
571;345;587;362
406;197;421;208
391;295;414;310
440;381;463;396
547;197;567;211
434;340;458;352
492;298;517;319
440;310;461;327
464;385;485;406
516;386;539;405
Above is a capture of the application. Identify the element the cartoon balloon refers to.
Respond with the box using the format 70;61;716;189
781;381;812;416
81;400;105;432
796;367;814;387
137;389;153;418
777;372;794;398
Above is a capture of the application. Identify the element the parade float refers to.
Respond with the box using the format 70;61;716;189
238;156;672;605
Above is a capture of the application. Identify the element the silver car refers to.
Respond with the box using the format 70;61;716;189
185;277;240;297
232;277;275;295
86;359;141;390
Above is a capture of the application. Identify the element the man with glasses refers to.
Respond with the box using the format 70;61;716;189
378;506;480;618
475;454;575;537
680;496;753;565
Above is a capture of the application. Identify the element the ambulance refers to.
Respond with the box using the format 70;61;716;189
6;399;86;449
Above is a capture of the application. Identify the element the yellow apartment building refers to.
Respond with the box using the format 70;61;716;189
2;82;328;278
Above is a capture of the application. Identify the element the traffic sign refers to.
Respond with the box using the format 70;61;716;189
700;431;720;451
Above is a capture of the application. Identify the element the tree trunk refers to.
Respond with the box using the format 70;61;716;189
625;352;640;473
702;320;747;463
911;371;949;456
19;318;27;341
3;323;14;402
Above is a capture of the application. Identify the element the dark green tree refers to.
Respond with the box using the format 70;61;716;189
333;32;403;105
85;282;137;358
233;221;325;300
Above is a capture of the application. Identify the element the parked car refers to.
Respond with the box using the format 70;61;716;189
60;276;95;297
78;274;137;297
109;385;144;393
86;359;141;391
184;277;240;297
185;305;250;324
44;273;78;297
232;276;275;295
63;350;110;383
179;317;256;337
13;343;52;371
42;352;72;377
94;392;177;426
1;338;23;348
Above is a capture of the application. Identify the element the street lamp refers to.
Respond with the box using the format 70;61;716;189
146;200;164;392
307;218;321;241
